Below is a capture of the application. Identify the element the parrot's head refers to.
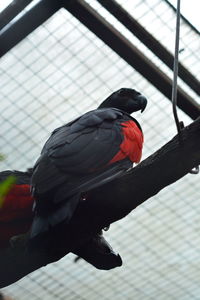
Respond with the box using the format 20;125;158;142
98;88;147;114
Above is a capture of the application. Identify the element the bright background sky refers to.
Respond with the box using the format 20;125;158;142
169;0;200;30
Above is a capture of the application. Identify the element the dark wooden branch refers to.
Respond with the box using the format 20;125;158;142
0;117;199;288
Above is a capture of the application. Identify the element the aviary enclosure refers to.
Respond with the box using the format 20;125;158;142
0;0;199;299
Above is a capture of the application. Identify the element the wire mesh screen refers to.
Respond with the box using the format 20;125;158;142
0;1;200;300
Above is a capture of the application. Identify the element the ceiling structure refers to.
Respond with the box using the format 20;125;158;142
0;0;199;299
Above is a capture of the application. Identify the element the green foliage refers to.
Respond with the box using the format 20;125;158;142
0;176;16;208
0;154;16;208
0;153;5;161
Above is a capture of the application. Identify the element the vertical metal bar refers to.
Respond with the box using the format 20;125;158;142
172;0;181;133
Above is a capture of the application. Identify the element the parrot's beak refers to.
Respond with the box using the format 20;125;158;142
138;95;147;113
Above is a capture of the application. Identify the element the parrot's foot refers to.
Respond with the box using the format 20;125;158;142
72;230;122;270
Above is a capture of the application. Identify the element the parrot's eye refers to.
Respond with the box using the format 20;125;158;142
118;89;127;97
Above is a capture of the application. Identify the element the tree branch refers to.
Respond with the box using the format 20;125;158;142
0;117;199;287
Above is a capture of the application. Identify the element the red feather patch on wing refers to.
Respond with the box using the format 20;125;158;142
109;120;143;164
0;184;33;248
0;184;33;221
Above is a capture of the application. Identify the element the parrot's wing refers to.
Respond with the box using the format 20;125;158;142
31;108;125;198
30;108;142;239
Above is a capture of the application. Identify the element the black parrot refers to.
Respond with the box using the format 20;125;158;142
30;88;147;241
0;88;147;271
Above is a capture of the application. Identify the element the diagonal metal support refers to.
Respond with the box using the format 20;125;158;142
0;0;62;58
64;0;199;120
97;0;200;97
0;0;34;31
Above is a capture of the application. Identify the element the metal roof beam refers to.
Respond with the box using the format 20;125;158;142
0;0;62;58
64;0;199;120
97;0;200;97
0;0;34;31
